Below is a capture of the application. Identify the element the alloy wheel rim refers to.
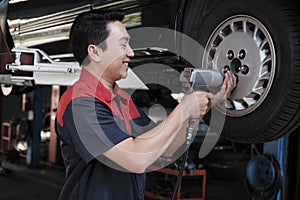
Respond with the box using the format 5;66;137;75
203;15;276;117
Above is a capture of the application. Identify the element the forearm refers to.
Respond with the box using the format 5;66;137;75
133;108;187;153
103;91;214;173
103;104;191;173
162;119;200;158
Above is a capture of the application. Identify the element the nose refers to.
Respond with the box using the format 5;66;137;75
127;45;135;57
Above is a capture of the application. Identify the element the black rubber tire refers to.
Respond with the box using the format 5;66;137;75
182;0;300;143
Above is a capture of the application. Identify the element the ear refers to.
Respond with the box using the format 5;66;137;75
87;44;102;62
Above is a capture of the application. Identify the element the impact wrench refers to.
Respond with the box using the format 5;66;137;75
171;67;235;200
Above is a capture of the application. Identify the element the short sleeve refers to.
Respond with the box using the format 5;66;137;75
64;97;130;163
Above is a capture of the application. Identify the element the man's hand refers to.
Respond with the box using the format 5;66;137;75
210;71;237;107
180;91;211;119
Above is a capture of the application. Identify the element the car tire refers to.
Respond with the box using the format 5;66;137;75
182;0;300;143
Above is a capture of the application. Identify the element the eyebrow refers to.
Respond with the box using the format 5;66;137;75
119;36;130;42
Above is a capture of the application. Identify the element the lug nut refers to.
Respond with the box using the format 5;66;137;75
239;65;249;74
239;49;246;60
223;65;231;73
227;50;234;60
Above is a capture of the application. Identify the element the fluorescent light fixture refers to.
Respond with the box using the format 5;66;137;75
9;0;29;4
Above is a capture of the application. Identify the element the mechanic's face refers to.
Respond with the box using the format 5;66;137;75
100;21;134;83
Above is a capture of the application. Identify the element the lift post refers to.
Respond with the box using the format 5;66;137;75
27;87;44;168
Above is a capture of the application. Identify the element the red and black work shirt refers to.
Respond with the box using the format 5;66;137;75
55;69;154;200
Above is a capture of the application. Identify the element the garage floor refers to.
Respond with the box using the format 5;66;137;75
0;161;64;200
0;154;252;200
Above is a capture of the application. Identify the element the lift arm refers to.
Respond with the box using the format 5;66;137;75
0;47;148;95
4;47;81;86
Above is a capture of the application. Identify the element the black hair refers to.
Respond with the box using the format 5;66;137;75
69;9;125;65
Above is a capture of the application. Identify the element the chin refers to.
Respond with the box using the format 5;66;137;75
115;72;128;82
121;73;128;79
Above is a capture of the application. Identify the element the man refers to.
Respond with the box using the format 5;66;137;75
55;9;236;200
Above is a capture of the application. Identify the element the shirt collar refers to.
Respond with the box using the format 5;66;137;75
79;68;130;104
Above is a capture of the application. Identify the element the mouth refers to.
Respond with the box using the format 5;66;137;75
122;60;130;69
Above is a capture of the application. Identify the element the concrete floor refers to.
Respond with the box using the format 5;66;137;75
0;161;64;200
0;160;251;200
